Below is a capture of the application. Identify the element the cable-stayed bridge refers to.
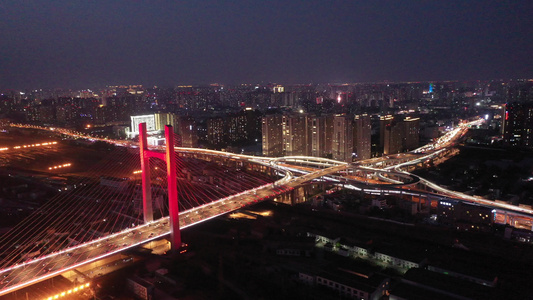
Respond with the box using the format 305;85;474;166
1;118;532;297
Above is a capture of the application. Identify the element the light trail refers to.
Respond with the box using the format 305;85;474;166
0;171;291;296
0;141;58;152
4;117;532;296
48;163;72;170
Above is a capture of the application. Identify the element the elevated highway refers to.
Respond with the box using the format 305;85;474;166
0;152;293;296
3;117;531;297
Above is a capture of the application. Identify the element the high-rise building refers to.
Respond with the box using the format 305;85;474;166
244;109;262;143
282;114;309;156
332;114;354;162
226;109;261;144
177;116;198;148
503;102;533;148
403;117;420;151
55;105;77;124
262;115;283;157
227;113;247;143
310;115;328;157
207;117;225;146
381;115;420;155
383;119;403;155
273;85;284;93
354;114;372;160
380;115;394;152
154;112;178;132
282;92;296;107
305;115;314;156
325;114;334;156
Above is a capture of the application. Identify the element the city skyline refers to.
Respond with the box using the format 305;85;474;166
1;79;532;298
1;1;533;298
1;0;532;90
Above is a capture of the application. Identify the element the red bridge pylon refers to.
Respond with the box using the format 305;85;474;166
139;123;181;250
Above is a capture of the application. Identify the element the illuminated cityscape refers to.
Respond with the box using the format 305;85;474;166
0;80;531;299
1;1;532;299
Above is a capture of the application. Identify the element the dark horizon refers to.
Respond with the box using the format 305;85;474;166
1;0;532;90
4;77;533;93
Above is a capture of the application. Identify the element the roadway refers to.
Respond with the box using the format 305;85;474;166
4;117;531;296
0;167;293;296
269;118;533;218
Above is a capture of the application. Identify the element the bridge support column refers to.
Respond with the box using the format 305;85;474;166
290;188;297;205
414;195;420;212
165;126;181;250
139;123;153;224
139;123;181;251
419;193;428;212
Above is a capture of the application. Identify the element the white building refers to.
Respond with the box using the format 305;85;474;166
128;114;157;138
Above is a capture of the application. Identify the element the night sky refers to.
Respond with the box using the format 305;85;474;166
1;0;532;89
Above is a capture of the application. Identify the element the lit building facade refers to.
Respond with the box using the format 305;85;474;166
130;115;156;137
403;117;420;151
332;114;354;162
282;114;309;156
227;112;251;144
207;117;225;146
154;112;178;132
503;102;533;148
383;119;403;155
380;115;394;152
354;114;371;160
381;115;420;154
128;113;197;148
310;115;328;157
262;114;283;157
177;116;198;148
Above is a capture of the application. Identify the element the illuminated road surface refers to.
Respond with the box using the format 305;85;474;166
0;176;292;296
4;118;531;296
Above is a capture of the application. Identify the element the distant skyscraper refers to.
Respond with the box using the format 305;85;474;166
354;114;371;160
332;114;354;162
282;92;296;107
262;115;283;157
177;116;198;148
273;85;284;93
503;102;533;148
